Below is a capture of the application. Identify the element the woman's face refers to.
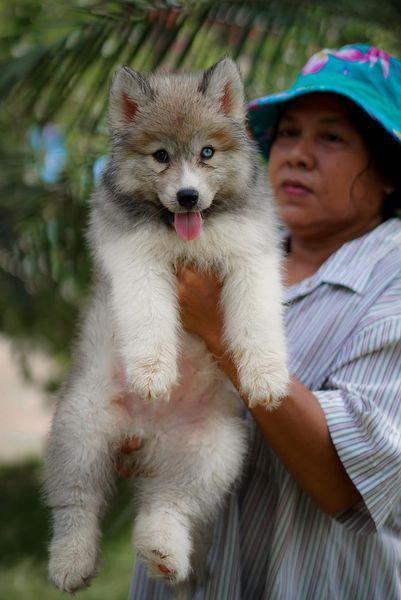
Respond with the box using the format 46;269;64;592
268;93;388;239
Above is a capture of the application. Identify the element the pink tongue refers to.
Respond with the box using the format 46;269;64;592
173;212;203;241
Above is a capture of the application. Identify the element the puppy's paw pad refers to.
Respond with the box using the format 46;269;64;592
239;364;289;408
134;513;191;583
157;563;175;577
49;559;97;592
151;550;177;579
128;360;178;401
49;536;98;592
137;545;189;582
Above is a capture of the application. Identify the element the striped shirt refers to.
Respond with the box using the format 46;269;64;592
129;218;401;600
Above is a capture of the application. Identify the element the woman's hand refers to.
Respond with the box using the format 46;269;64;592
177;267;241;387
177;267;225;357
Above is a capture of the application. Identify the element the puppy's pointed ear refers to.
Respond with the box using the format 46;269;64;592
199;58;245;122
108;66;154;131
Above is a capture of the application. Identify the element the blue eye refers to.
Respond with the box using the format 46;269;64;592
153;149;169;163
200;146;214;159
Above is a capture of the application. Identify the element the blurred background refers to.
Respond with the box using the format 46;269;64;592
1;1;401;597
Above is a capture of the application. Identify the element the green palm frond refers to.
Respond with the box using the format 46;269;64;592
1;0;400;133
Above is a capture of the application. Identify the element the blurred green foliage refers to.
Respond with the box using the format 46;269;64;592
0;460;136;599
1;0;401;366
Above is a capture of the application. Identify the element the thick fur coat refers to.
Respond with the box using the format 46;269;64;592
43;58;289;595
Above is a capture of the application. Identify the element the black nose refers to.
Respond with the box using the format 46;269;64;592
176;188;199;208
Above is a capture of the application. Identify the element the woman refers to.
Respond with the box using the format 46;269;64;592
129;44;401;598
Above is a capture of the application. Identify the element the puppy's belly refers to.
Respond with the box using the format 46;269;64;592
113;333;241;438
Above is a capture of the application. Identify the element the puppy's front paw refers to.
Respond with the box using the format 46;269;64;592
238;355;289;409
127;357;178;401
48;534;98;593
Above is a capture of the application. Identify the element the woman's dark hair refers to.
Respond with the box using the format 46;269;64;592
345;98;401;220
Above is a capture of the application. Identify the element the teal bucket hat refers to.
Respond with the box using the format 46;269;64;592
248;43;401;160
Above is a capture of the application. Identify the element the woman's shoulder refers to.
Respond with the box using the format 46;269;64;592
304;219;401;297
344;220;401;338
372;217;401;255
285;219;401;332
362;218;401;302
357;274;401;330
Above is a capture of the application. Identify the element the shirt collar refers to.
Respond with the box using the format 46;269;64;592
284;219;401;302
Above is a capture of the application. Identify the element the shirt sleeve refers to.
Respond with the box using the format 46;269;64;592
314;315;401;534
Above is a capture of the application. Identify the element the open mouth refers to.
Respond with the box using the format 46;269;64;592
161;208;204;241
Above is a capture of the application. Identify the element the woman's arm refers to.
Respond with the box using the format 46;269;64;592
178;268;362;516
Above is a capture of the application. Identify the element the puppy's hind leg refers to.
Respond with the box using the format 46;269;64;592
133;409;247;589
43;294;127;593
44;372;127;593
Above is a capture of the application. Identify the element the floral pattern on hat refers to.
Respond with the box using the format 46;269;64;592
302;46;391;79
365;47;390;79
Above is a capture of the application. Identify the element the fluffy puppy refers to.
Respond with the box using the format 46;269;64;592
43;58;289;594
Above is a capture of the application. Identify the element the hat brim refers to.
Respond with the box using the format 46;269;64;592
247;84;401;160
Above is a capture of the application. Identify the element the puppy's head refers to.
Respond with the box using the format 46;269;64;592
106;58;256;239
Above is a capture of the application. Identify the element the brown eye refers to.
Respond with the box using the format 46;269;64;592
322;132;343;142
153;149;169;163
277;128;298;138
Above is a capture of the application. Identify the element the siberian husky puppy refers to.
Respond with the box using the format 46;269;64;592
44;58;288;594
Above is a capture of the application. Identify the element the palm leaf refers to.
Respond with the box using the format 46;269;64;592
1;0;400;133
